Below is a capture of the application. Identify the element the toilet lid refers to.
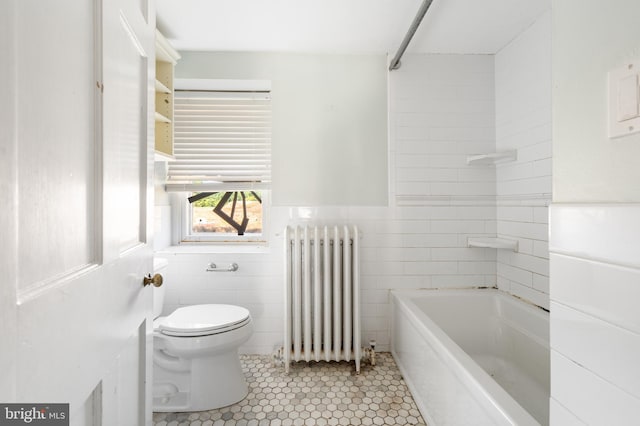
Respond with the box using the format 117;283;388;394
159;304;251;337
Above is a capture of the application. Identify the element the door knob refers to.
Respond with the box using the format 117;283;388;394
143;273;163;287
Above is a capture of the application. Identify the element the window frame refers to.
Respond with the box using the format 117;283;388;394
173;190;270;245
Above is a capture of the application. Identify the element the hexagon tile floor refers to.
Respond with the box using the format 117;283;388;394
153;352;427;426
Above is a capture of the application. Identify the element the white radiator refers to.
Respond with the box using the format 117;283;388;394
282;225;362;374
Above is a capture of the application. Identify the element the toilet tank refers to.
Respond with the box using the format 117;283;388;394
153;257;169;319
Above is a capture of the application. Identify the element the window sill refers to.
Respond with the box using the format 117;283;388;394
156;243;270;254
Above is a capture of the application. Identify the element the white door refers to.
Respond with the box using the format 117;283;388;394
1;0;156;425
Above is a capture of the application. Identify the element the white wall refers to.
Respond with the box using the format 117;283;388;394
495;11;552;309
156;54;499;354
550;0;640;424
174;52;389;206
553;0;640;202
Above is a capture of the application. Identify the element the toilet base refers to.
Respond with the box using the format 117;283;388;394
153;350;249;412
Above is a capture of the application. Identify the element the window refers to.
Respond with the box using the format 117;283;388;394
166;82;271;243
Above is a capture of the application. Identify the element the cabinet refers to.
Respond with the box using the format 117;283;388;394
155;30;180;160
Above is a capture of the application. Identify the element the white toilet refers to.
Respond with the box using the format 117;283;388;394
152;259;253;412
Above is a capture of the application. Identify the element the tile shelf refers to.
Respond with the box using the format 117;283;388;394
466;150;517;165
468;237;518;251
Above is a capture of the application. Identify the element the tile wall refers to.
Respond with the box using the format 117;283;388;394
495;11;552;309
549;204;640;424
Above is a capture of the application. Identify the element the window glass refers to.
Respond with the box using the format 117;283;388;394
190;191;263;236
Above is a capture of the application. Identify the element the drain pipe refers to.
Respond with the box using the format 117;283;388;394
388;0;435;71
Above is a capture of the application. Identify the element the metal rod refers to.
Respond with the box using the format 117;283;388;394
389;0;434;71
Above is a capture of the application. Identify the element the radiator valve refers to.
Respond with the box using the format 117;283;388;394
363;340;376;367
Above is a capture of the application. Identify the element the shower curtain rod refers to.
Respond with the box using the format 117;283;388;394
389;0;434;71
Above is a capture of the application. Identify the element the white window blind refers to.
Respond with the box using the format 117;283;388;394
166;90;271;192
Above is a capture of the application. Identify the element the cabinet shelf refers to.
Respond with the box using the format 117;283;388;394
466;150;517;165
154;150;174;161
155;111;171;123
155;79;171;94
468;237;518;251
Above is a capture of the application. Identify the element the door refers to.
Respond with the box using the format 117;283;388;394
1;0;156;425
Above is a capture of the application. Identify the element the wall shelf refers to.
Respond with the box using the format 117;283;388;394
466;150;517;165
468;237;518;251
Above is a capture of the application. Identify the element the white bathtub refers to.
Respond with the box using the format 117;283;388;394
391;289;549;426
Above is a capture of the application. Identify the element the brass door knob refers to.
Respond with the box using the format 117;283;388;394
143;273;163;287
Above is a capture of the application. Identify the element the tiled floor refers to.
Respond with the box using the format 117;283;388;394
153;352;426;426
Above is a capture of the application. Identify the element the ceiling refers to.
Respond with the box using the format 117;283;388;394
156;0;550;55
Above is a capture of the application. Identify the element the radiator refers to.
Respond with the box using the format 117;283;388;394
281;225;362;374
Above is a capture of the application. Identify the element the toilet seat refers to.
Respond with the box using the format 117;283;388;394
158;304;251;337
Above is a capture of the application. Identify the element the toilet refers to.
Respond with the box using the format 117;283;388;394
152;259;253;412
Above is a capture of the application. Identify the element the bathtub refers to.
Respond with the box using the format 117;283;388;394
391;289;549;426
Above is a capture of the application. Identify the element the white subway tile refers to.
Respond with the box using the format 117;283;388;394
532;274;550;294
496;276;511;292
396;167;458;182
458;261;496;275
429;126;494;142
549;399;586;426
431;182;496;196
403;261;458;275
533;206;549;224
532;158;552;177
497;175;552;196
395;180;428;195
533;240;549;259
509;282;549;309
550;253;640;334
396;139;455;155
498;162;535;182
457;206;496;220
425;154;469;168
551;301;640;399
514;238;534;255
517;140;552;162
403;233;460;248
497;206;534;222
427;206;460;219
382;247;430;262
509;252;549;276
432;275;488;288
431;220;487;234
458;167;496;183
499;220;549;241
498;263;533;287
431;248;495;261
550;204;640;270
551;350;640;425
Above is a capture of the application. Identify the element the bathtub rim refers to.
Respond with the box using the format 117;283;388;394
391;288;547;426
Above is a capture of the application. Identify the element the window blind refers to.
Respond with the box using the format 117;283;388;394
165;90;271;192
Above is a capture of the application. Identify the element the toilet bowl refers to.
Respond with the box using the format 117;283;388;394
152;259;253;412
